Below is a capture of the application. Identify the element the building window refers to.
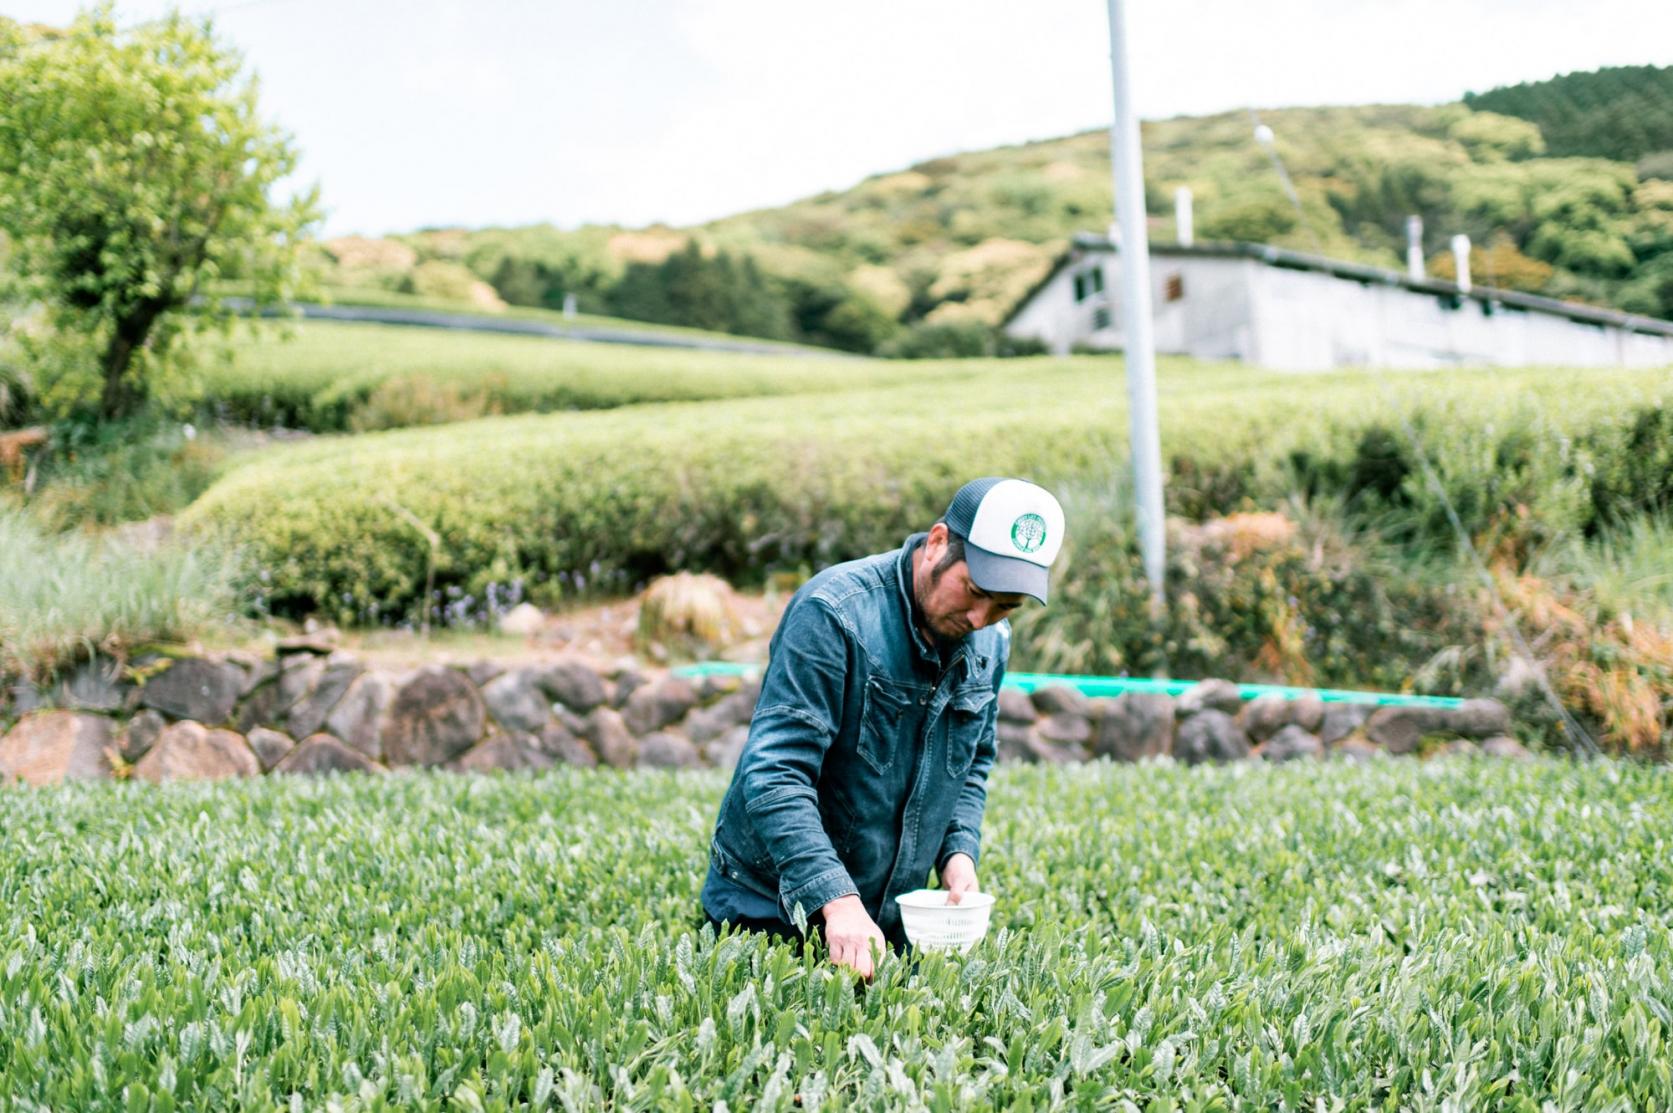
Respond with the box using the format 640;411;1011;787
1073;267;1105;303
1093;307;1112;330
1164;273;1185;302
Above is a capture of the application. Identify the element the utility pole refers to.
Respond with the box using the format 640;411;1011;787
1104;0;1166;613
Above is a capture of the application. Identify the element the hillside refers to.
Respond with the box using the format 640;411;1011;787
324;68;1673;350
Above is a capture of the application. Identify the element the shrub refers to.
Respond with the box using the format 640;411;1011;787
636;572;745;659
1010;484;1475;693
23;413;232;529
402;260;486;303
877;320;995;359
347;373;506;433
813;294;899;354
0;359;32;427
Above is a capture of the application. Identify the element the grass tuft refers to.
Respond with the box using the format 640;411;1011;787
0;507;247;679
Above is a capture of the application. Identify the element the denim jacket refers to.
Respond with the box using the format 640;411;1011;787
705;533;1008;944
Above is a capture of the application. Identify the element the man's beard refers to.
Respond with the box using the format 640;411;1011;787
919;566;968;646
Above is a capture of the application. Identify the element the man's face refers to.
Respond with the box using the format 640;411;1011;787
916;530;1027;643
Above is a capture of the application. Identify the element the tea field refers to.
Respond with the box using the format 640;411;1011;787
3;758;1671;1110
182;358;1671;625
199;321;920;432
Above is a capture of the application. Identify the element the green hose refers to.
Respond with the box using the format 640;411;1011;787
672;661;1464;708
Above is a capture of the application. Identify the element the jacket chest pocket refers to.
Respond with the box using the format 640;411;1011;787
945;683;995;778
858;677;918;775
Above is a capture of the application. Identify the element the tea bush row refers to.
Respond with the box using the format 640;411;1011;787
179;361;1671;627
199;322;943;431
2;760;1671;1108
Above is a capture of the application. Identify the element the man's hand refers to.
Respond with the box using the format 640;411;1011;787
821;894;887;979
940;853;979;905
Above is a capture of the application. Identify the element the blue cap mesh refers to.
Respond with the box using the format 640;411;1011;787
941;476;1007;538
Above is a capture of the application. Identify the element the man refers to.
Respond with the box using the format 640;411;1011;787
701;476;1065;977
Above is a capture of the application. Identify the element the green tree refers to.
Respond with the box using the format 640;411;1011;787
608;243;794;341
1465;65;1673;162
0;8;319;420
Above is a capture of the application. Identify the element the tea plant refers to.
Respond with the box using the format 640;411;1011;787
2;758;1670;1109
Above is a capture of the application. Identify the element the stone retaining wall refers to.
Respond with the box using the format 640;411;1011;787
0;645;1528;786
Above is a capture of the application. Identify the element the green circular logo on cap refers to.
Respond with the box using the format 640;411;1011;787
1011;513;1047;554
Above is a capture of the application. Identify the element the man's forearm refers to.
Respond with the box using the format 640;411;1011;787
739;704;858;918
939;734;996;867
742;776;858;916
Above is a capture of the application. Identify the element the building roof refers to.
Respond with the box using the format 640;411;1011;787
1004;233;1673;338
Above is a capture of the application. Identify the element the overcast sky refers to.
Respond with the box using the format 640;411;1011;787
9;0;1673;236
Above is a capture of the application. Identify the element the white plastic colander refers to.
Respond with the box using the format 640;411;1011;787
894;889;996;953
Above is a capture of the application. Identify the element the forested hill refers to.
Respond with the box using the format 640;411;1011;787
1465;65;1673;164
322;66;1673;354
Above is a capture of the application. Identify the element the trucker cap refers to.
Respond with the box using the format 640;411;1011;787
941;477;1065;605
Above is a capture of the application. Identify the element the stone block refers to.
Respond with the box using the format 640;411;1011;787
449;733;554;774
1029;684;1090;718
638;731;700;769
1036;711;1092;746
997;688;1038;724
285;662;362;740
1172;710;1250;765
1260;724;1323;763
622;676;698;736
132;721;260;782
610;669;647;711
139;658;243;725
381;666;486;767
246;727;296;771
1331;736;1380;762
583;706;638;769
325;672;397;761
1448;699;1511;739
1090;693;1174;762
1365;705;1453;755
1021;725;1087;764
536;722;597;767
995;721;1033;763
534;661;607;714
1319;702;1372;745
482;669;552;734
1238;694;1325;742
0;711;114;785
119;709;167;762
275;733;385;775
1176;679;1244;718
704;726;749;771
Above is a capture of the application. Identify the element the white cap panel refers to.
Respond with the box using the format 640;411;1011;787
964;479;1064;567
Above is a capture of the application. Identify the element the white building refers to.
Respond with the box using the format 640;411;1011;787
1003;234;1673;370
